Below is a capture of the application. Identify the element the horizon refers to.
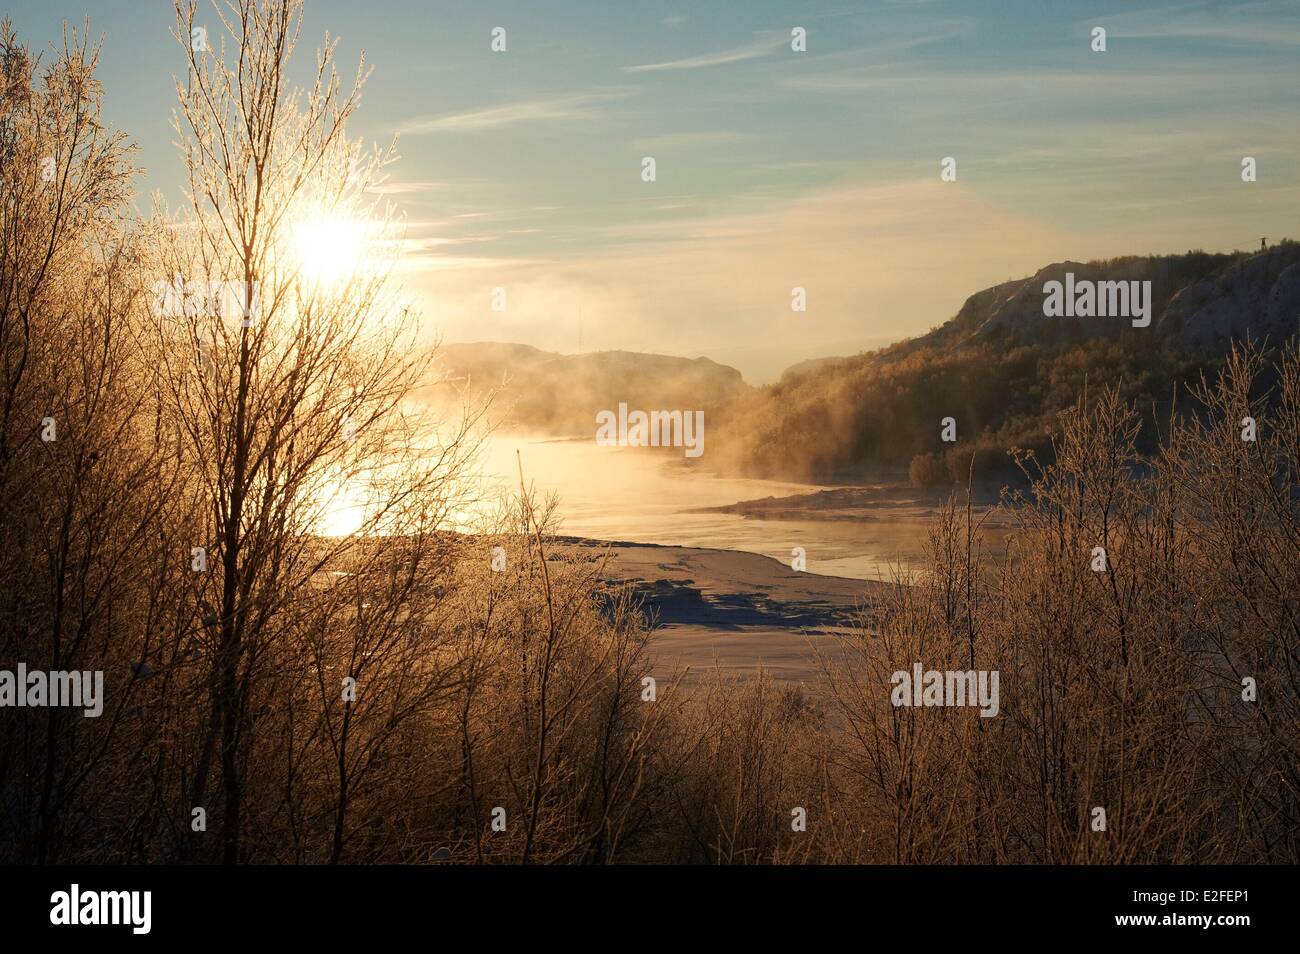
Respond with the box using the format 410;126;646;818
6;0;1300;381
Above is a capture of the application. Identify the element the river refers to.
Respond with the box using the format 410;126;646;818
468;435;953;582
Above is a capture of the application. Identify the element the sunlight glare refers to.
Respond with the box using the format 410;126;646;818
315;477;368;537
292;215;369;289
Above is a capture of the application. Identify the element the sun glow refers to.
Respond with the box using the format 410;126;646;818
292;214;371;289
314;476;368;538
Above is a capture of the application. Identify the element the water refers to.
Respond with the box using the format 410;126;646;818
472;436;948;582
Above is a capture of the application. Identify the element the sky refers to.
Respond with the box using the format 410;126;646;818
8;0;1300;382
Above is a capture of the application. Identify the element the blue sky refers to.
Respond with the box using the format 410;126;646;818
8;0;1300;380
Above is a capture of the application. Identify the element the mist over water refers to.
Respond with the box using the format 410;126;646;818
473;435;951;582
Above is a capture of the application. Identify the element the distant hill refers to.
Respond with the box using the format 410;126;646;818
427;342;750;436
718;242;1300;485
776;355;848;385
947;247;1300;348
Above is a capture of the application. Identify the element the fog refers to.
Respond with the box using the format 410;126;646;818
468;434;953;581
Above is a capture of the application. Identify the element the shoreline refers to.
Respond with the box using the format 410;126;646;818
556;537;887;687
688;483;1016;527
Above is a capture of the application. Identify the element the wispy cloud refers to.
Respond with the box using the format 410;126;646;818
396;93;629;134
780;62;1287;95
874;18;973;52
409;178;1073;381
623;35;784;73
632;130;750;151
1090;1;1300;46
367;180;467;195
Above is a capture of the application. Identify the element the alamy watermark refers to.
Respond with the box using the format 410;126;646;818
890;662;1000;717
595;402;704;458
151;275;261;325
1042;272;1151;327
50;884;150;934
0;664;103;717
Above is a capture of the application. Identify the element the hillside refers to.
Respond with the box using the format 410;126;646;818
426;342;750;436
719;242;1300;485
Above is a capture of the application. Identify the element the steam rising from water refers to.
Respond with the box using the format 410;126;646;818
466;435;964;581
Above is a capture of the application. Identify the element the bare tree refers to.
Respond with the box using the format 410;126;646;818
153;0;477;862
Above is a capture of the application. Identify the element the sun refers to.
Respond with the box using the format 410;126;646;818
314;475;368;537
292;214;370;289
